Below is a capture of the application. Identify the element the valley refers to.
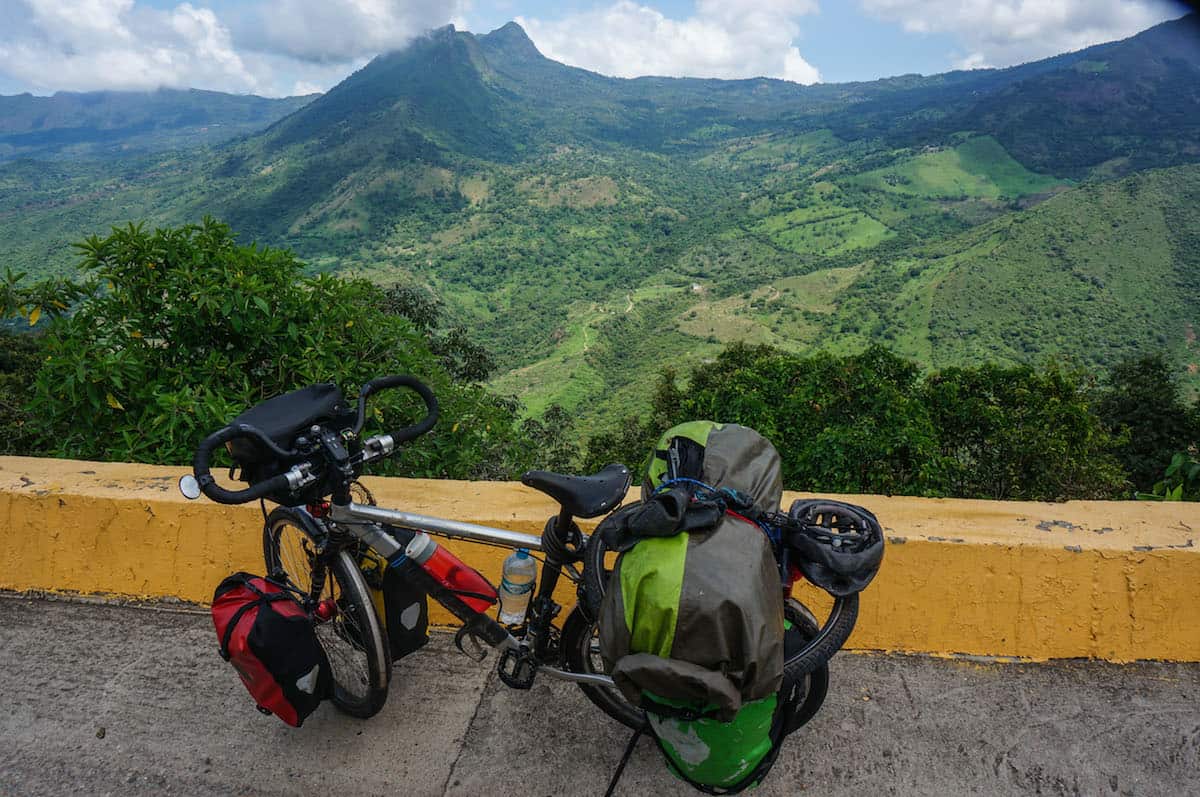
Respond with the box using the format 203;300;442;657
1;15;1198;432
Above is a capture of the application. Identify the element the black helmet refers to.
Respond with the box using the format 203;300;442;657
786;499;884;597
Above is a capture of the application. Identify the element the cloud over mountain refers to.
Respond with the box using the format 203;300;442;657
518;0;822;84
0;0;466;95
861;0;1183;70
244;0;469;62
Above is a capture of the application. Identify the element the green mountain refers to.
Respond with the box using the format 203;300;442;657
0;89;316;161
1;15;1198;428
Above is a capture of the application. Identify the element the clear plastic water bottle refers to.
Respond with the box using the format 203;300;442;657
497;548;537;625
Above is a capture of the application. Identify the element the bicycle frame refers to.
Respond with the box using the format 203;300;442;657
326;500;617;689
332;502;544;551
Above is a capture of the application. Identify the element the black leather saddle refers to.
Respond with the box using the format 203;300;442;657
521;463;632;518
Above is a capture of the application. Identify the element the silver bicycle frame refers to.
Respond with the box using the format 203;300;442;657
326;501;616;689
330;502;544;551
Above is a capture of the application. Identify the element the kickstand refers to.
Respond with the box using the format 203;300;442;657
604;720;647;797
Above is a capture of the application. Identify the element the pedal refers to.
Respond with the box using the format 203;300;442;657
497;647;538;689
453;627;489;662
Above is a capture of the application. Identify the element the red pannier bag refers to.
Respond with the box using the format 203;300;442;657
211;573;331;727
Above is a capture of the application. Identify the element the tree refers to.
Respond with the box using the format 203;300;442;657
596;342;1133;500
652;343;945;495
0;329;44;455
26;219;534;479
1096;353;1200;491
379;285;496;382
924;362;1127;500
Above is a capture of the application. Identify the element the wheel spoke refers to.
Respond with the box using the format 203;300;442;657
266;511;387;717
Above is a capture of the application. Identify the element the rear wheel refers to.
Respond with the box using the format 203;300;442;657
782;598;830;732
561;598;832;731
263;506;390;719
560;608;644;729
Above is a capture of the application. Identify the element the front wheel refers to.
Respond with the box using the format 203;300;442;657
263;506;391;719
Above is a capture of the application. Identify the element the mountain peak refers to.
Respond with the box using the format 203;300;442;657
481;21;543;62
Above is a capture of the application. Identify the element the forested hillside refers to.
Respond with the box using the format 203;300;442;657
1;14;1198;430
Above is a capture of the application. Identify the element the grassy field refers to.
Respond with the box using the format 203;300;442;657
844;136;1067;200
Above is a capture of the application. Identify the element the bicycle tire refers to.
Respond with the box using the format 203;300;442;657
783;591;858;681
783;598;830;733
561;598;832;731
263;506;390;719
560;607;644;729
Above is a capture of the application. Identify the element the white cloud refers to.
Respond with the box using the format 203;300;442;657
246;0;469;63
290;79;325;96
0;0;468;95
518;0;822;84
954;52;990;71
0;0;259;93
861;0;1184;69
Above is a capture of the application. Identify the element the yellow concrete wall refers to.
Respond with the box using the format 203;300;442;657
1;456;1198;662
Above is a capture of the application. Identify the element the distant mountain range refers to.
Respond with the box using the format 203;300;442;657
0;89;315;161
1;14;1198;426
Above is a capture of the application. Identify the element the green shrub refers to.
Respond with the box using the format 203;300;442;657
24;219;536;479
1096;353;1200;491
654;343;945;495
1135;452;1200;501
0;329;45;455
924;362;1127;500
606;343;1131;500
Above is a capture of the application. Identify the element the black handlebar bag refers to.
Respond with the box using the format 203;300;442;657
212;573;331;727
227;383;358;505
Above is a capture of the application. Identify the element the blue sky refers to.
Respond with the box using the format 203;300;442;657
0;1;1189;96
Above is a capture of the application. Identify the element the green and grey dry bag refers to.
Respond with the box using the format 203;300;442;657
597;421;795;793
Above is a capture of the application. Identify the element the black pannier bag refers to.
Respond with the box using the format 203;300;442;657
359;547;430;662
211;573;331;727
227;383;358;505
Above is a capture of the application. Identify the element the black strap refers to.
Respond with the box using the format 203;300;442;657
604;720;647;797
640;697;722;723
217;583;291;660
452;588;498;605
219;600;259;660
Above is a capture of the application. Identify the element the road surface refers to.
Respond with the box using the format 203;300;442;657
1;596;1197;796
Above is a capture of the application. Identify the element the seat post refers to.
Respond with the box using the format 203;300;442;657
527;505;574;659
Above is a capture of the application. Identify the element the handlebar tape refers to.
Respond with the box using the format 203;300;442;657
192;376;439;505
191;423;293;505
355;375;439;441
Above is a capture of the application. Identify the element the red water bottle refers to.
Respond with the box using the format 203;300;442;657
405;533;498;613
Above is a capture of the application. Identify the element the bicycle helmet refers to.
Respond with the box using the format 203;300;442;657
785;499;884;597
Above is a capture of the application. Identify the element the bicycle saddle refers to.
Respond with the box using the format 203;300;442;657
521;463;632;518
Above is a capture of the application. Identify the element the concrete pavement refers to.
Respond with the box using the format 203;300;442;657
1;596;1197;796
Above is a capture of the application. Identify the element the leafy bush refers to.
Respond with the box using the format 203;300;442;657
1096;353;1200;491
652;344;945;496
924;362;1127;500
0;329;44;455
1135;452;1200;501
23;219;540;479
599;343;1132;500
